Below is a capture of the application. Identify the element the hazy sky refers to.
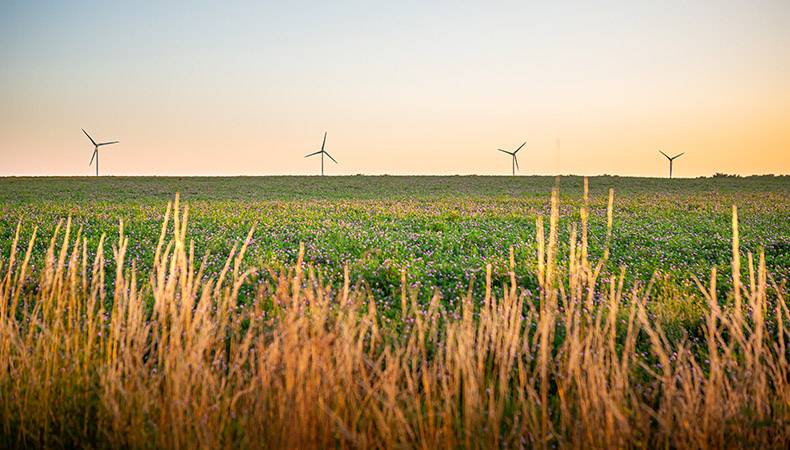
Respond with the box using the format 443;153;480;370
1;1;788;177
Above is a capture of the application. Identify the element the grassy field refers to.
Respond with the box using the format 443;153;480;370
2;175;789;301
1;175;790;448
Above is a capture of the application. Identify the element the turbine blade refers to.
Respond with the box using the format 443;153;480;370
97;141;119;146
89;149;96;166
514;155;519;171
305;151;322;158
325;151;338;164
82;129;97;146
321;132;327;152
674;152;685;159
514;141;526;153
497;149;513;155
659;150;670;159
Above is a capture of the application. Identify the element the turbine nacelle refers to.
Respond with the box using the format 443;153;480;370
659;150;684;161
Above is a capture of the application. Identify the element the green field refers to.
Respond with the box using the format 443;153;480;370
2;175;790;448
2;175;789;301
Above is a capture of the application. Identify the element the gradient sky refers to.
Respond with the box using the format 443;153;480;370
1;0;788;177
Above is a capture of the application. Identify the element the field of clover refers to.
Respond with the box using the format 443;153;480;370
1;175;789;322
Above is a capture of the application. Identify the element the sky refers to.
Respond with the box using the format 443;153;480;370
1;0;789;177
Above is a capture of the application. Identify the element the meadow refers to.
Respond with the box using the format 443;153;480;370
2;175;789;303
1;175;790;448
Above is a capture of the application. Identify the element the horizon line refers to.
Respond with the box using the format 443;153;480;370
1;173;787;179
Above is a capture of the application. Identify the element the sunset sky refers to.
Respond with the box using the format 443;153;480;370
1;1;788;177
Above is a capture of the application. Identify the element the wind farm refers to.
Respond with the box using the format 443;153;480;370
2;0;790;448
73;127;707;178
0;127;787;450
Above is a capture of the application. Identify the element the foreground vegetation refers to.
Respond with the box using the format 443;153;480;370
2;184;790;448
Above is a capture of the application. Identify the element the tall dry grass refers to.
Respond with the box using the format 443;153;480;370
1;186;789;448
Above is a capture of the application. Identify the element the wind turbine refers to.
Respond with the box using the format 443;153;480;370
83;129;119;176
497;141;526;176
304;132;337;176
659;150;684;178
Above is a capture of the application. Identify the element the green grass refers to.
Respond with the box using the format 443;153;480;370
2;175;788;305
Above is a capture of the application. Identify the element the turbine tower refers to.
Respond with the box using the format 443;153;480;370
304;132;337;176
659;150;684;178
83;129;119;176
497;141;526;176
